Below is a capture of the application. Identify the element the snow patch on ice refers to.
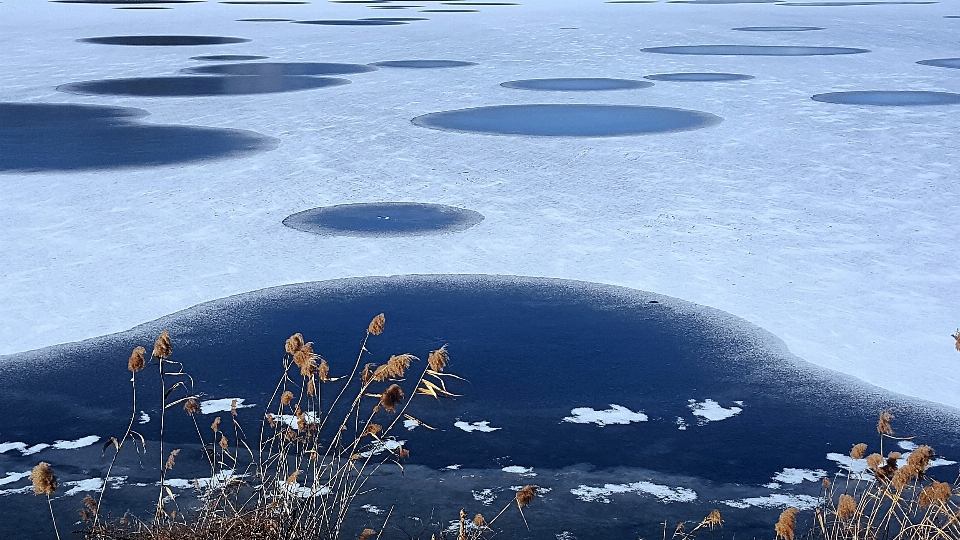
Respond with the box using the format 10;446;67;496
688;399;742;423
563;405;648;426
772;468;827;484
571;481;697;504
200;398;254;414
502;466;536;477
455;421;501;433
722;493;819;510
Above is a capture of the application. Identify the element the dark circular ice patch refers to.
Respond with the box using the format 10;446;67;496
642;44;869;55
2;275;958;540
371;60;477;68
0;102;275;172
917;57;960;69
79;35;251;46
732;25;824;31
190;54;269;61
644;72;754;82
282;203;484;237
811;90;960;105
293;19;408;25
183;62;376;76
58;75;349;97
412;104;721;137
500;77;653;91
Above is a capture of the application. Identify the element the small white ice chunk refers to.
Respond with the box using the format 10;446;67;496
455;421;501;433
563;405;648;426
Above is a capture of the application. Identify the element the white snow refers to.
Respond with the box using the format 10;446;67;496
454;421;501;433
688;400;742;423
502;466;536;477
562;405;648;426
772;468;828;484
199;398;254;414
0;0;959;414
722;494;820;510
52;435;100;450
571;481;697;504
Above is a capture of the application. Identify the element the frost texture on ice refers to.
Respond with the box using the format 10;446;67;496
455;420;501;432
563;405;648;426
571;482;697;503
722;493;819;510
688;399;742;423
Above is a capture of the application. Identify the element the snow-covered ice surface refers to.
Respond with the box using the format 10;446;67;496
0;0;958;413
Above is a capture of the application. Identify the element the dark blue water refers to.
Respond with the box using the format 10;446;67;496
644;72;754;82
1;276;957;539
283;203;485;236
372;60;477;68
500;77;653;91
0;103;276;172
917;57;960;69
294;19;409;25
183;62;376;76
190;54;269;61
58;75;349;97
732;26;825;31
643;44;870;55
412;104;721;137
811;90;960;105
79;35;251;46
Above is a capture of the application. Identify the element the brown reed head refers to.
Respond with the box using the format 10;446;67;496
184;398;200;416
152;331;172;359
128;346;146;373
30;462;57;496
701;509;723;530
866;453;884;469
850;443;867;459
281;390;294;405
285;333;304;355
775;507;798;540
516;485;537;508
877;412;894;435
473;514;486;527
368;313;385;336
428;345;449;372
907;445;934;472
165;449;180;470
837;494;856;519
380;384;404;413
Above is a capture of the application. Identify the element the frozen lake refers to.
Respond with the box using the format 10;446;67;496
1;0;959;537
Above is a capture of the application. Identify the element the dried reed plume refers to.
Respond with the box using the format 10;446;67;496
165;449;180;470
775;507;798;540
428;345;449;372
128;346;146;373
285;332;304;355
516;486;537;508
152;331;172;359
701;509;723;530
368;313;385;336
877;412;894;435
850;443;867;459
31;462;57;495
184;398;200;415
380;384;404;413
836;494;856;519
